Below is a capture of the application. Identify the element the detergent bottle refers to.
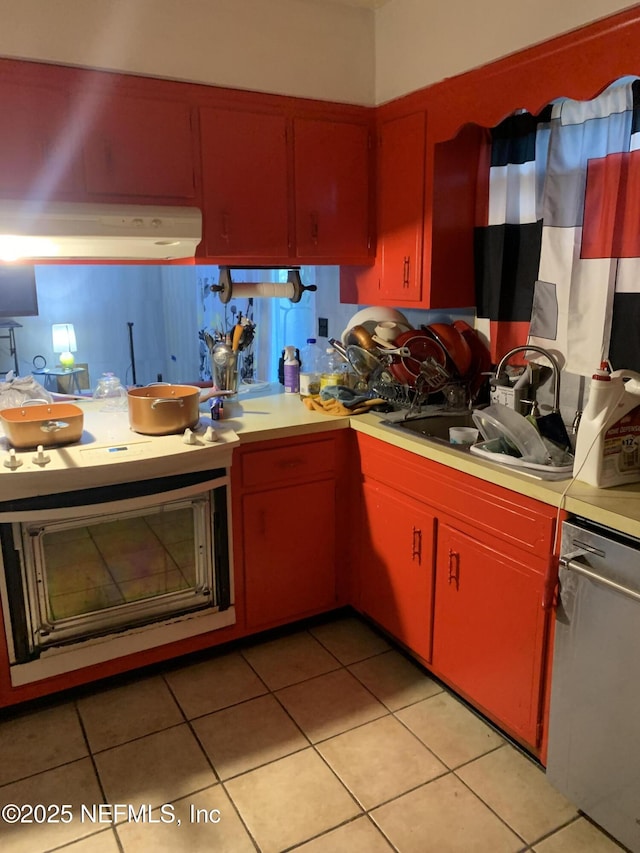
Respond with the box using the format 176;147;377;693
573;363;640;487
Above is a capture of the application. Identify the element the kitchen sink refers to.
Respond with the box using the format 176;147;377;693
383;410;477;448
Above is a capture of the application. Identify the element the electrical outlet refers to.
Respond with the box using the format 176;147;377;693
490;384;523;411
318;317;328;338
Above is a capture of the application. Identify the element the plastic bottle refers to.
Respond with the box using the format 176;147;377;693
299;338;323;398
283;345;300;394
573;363;640;487
320;347;343;390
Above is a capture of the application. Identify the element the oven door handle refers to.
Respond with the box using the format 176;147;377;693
1;476;227;523
560;554;640;604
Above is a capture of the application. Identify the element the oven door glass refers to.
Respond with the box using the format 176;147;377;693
20;494;215;651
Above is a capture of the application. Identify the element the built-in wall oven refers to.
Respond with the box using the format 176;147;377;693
0;403;239;688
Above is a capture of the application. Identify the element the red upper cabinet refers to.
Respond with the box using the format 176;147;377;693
81;94;196;200
341;110;481;309
199;107;290;261
0;81;83;198
293;117;372;263
378;112;426;302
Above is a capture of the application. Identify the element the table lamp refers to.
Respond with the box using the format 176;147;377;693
52;323;77;368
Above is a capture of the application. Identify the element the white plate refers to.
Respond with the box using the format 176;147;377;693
470;439;574;480
340;307;412;346
472;404;550;464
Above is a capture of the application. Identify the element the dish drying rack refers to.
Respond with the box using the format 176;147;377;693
369;357;451;409
329;337;456;411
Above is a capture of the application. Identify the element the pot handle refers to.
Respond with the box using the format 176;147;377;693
151;398;184;409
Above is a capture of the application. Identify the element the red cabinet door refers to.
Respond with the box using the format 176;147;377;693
294;117;371;261
200;107;290;259
378;112;426;302
0;82;82;197
243;479;337;630
358;480;435;662
433;522;547;747
82;95;195;199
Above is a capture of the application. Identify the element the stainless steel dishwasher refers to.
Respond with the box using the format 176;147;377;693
547;517;640;852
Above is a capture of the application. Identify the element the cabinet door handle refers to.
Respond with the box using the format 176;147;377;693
403;256;410;287
412;526;422;563
448;548;460;589
310;212;319;246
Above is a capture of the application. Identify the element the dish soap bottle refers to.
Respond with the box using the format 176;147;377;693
573;363;640;487
283;345;300;394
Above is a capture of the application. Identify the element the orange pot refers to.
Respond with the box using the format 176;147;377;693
127;385;200;435
0;403;84;449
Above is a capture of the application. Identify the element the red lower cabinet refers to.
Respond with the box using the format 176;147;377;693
432;521;547;747
243;479;337;630
358;479;435;663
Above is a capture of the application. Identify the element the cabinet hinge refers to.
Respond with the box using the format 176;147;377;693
536;720;544;745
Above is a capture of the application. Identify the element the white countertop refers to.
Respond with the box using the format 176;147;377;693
4;386;639;538
222;386;640;539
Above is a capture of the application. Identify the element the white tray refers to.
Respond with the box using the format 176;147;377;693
469;439;574;480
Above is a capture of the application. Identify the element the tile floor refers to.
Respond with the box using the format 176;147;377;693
45;511;196;620
0;614;625;853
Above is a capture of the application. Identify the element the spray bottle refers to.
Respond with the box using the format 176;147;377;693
573;363;640;488
283;345;300;394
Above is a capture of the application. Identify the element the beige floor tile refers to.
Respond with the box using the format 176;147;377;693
94;724;216;809
45;553;113;595
348;649;443;710
0;702;87;787
294;816;395;852
0;758;104;853
241;631;341;690
310;616;391;664
58;829;120;852
117;785;255;852
225;748;360;853
371;773;523;853
456;744;577;842
164;651;267;718
192;693;308;779
318;715;447;809
533;817;626;852
77;675;184;752
50;584;124;620
276;668;388;742
397;691;503;768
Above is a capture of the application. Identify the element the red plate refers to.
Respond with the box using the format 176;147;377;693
390;330;448;390
424;323;473;378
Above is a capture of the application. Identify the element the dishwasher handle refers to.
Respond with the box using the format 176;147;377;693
560;554;640;604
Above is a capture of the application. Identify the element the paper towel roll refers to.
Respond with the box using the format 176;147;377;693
229;282;296;299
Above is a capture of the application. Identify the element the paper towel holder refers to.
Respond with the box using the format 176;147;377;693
211;266;317;304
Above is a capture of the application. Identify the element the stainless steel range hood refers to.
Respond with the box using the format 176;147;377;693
0;201;202;261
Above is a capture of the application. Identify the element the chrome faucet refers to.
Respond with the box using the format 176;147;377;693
495;345;561;412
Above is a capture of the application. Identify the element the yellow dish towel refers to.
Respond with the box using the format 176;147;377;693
303;395;386;416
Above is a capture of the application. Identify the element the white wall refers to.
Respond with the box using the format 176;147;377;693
0;0;636;106
9;266;201;389
375;0;639;104
0;0;375;105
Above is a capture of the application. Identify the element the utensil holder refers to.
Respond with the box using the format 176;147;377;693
212;350;239;394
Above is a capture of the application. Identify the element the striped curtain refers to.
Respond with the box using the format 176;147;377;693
475;78;640;375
